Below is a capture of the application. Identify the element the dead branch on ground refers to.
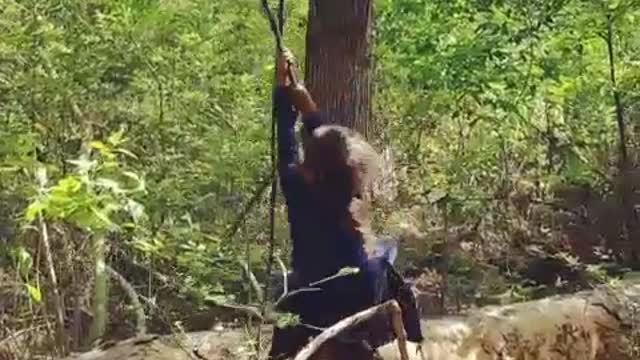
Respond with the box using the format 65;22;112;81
293;300;409;360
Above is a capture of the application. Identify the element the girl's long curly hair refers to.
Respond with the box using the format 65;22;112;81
299;125;381;244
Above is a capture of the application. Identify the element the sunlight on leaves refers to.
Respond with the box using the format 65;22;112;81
25;283;42;304
275;312;301;329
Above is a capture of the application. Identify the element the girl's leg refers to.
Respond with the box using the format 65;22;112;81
269;324;312;360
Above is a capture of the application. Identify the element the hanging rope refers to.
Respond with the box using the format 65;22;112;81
259;0;296;309
261;0;297;84
254;0;290;356
261;0;285;51
265;0;284;314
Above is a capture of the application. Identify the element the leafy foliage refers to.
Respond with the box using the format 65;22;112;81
1;0;640;357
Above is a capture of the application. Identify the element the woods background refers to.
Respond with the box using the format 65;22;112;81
1;0;640;358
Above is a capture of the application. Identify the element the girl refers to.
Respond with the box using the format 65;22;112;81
269;50;422;360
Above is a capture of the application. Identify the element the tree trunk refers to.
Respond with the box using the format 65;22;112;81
304;0;374;138
604;14;640;264
88;233;109;346
60;281;640;360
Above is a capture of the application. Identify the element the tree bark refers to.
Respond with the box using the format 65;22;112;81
88;233;109;346
304;0;374;138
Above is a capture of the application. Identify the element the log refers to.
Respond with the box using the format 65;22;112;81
378;281;640;360
59;281;640;360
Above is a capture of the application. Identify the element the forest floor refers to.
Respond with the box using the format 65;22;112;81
61;276;640;360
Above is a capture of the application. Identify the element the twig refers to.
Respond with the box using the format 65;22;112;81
0;324;47;346
226;178;271;240
105;265;147;336
274;268;362;309
293;300;409;360
308;270;358;287
210;302;264;321
88;233;109;345
274;288;323;309
38;214;67;355
275;255;288;296
117;252;170;287
242;261;265;303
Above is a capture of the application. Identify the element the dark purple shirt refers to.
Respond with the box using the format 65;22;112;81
272;87;424;346
274;86;368;283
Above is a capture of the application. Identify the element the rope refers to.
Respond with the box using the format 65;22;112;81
259;0;285;308
255;0;290;357
261;0;297;84
259;0;295;311
261;0;285;52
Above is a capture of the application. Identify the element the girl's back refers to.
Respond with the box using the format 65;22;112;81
284;177;368;282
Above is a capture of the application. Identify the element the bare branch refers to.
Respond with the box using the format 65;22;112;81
293;300;409;360
275;255;288;296
241;261;265;303
105;265;147;336
226;177;271;241
39;214;67;355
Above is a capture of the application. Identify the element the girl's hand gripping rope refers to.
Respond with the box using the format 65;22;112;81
276;48;318;115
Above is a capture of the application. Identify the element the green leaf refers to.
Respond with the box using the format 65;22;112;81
95;178;123;194
0;166;20;173
67;157;97;174
107;130;126;146
90;141;109;151
132;238;163;254
55;176;83;194
275;312;301;329
114;148;138;159
25;200;46;221
11;247;33;278
25;283;42;303
90;206;115;230
121;171;145;192
204;294;235;305
337;267;360;276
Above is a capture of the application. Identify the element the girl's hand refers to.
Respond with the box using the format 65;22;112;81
276;48;296;87
276;49;316;113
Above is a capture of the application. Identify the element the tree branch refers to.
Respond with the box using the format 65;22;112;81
241;261;265;303
226;177;271;240
39;214;67;355
293;300;409;360
105;265;147;336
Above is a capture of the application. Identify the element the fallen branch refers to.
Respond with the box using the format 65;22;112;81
293;300;409;360
0;324;47;347
241;261;265;303
105;265;147;336
115;252;170;287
